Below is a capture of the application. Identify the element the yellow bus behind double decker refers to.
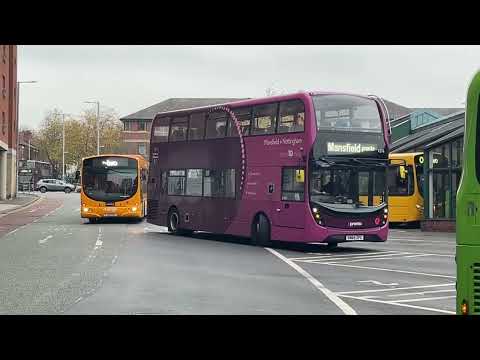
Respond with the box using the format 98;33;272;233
80;154;148;223
387;152;425;225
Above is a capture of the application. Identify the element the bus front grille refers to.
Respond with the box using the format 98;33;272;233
473;263;480;314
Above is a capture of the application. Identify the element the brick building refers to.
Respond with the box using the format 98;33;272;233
18;130;47;162
0;45;17;200
120;98;247;159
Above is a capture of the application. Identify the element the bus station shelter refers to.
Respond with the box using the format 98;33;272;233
391;110;465;231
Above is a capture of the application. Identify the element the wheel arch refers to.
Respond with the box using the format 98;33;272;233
251;211;271;231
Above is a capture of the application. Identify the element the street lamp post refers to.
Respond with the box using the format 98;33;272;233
62;113;65;180
84;101;100;155
16;80;38;195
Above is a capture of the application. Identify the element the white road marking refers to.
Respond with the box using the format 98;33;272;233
337;283;455;295
289;251;397;261
306;262;455;279
87;227;103;261
386;289;456;297
403;254;435;258
94;227;103;250
358;280;399;286
39;235;53;244
337;294;455;314
6;228;18;236
337;253;413;263
266;247;357;315
389;295;456;303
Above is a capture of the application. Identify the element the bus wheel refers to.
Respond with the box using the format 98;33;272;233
88;218;97;224
252;214;271;247
168;208;180;234
325;243;338;250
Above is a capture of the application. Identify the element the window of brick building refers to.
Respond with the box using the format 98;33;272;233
2;112;5;135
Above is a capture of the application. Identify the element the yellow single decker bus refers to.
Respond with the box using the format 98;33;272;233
387;152;425;224
80;154;148;223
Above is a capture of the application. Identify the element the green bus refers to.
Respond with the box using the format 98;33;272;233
457;70;480;315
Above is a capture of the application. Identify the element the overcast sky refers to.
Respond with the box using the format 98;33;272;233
17;45;480;129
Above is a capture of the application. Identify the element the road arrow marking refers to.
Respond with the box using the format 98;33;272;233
39;235;53;244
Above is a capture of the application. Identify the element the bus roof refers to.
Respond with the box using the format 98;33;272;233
152;91;378;119
389;152;423;159
389;152;424;165
81;154;146;162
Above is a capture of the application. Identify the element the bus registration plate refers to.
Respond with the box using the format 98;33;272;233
346;235;364;241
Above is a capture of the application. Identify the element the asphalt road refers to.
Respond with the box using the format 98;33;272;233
0;192;456;315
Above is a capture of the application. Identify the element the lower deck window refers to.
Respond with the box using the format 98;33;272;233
186;169;203;196
203;169;235;198
282;168;305;201
165;168;235;198
168;170;186;195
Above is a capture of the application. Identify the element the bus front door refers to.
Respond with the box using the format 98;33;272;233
271;168;306;229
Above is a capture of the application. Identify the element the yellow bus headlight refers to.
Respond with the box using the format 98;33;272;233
461;300;469;315
132;207;137;212
83;207;89;212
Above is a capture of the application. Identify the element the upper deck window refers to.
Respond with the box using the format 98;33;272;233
278;100;305;133
188;112;206;140
252;103;278;135
227;107;252;137
152;117;170;142
312;95;382;133
206;111;228;139
170;116;188;142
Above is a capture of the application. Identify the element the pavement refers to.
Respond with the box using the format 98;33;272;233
0;193;40;215
0;192;456;315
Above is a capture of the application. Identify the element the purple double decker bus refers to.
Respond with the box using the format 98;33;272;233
147;91;390;248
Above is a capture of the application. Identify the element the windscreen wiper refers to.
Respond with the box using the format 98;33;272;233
343;158;388;168
315;157;334;167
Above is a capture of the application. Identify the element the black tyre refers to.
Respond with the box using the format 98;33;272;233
251;213;271;247
64;187;72;193
167;208;193;236
88;218;97;224
167;208;181;234
39;187;47;193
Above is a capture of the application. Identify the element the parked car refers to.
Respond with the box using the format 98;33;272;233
36;179;76;193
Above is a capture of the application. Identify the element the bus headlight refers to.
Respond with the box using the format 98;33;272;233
461;300;469;315
384;207;388;214
83;207;89;212
312;207;318;213
132;207;137;212
314;212;324;226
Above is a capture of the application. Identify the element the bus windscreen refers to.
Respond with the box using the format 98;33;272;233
309;166;386;206
387;165;414;196
82;157;138;202
312;94;382;132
